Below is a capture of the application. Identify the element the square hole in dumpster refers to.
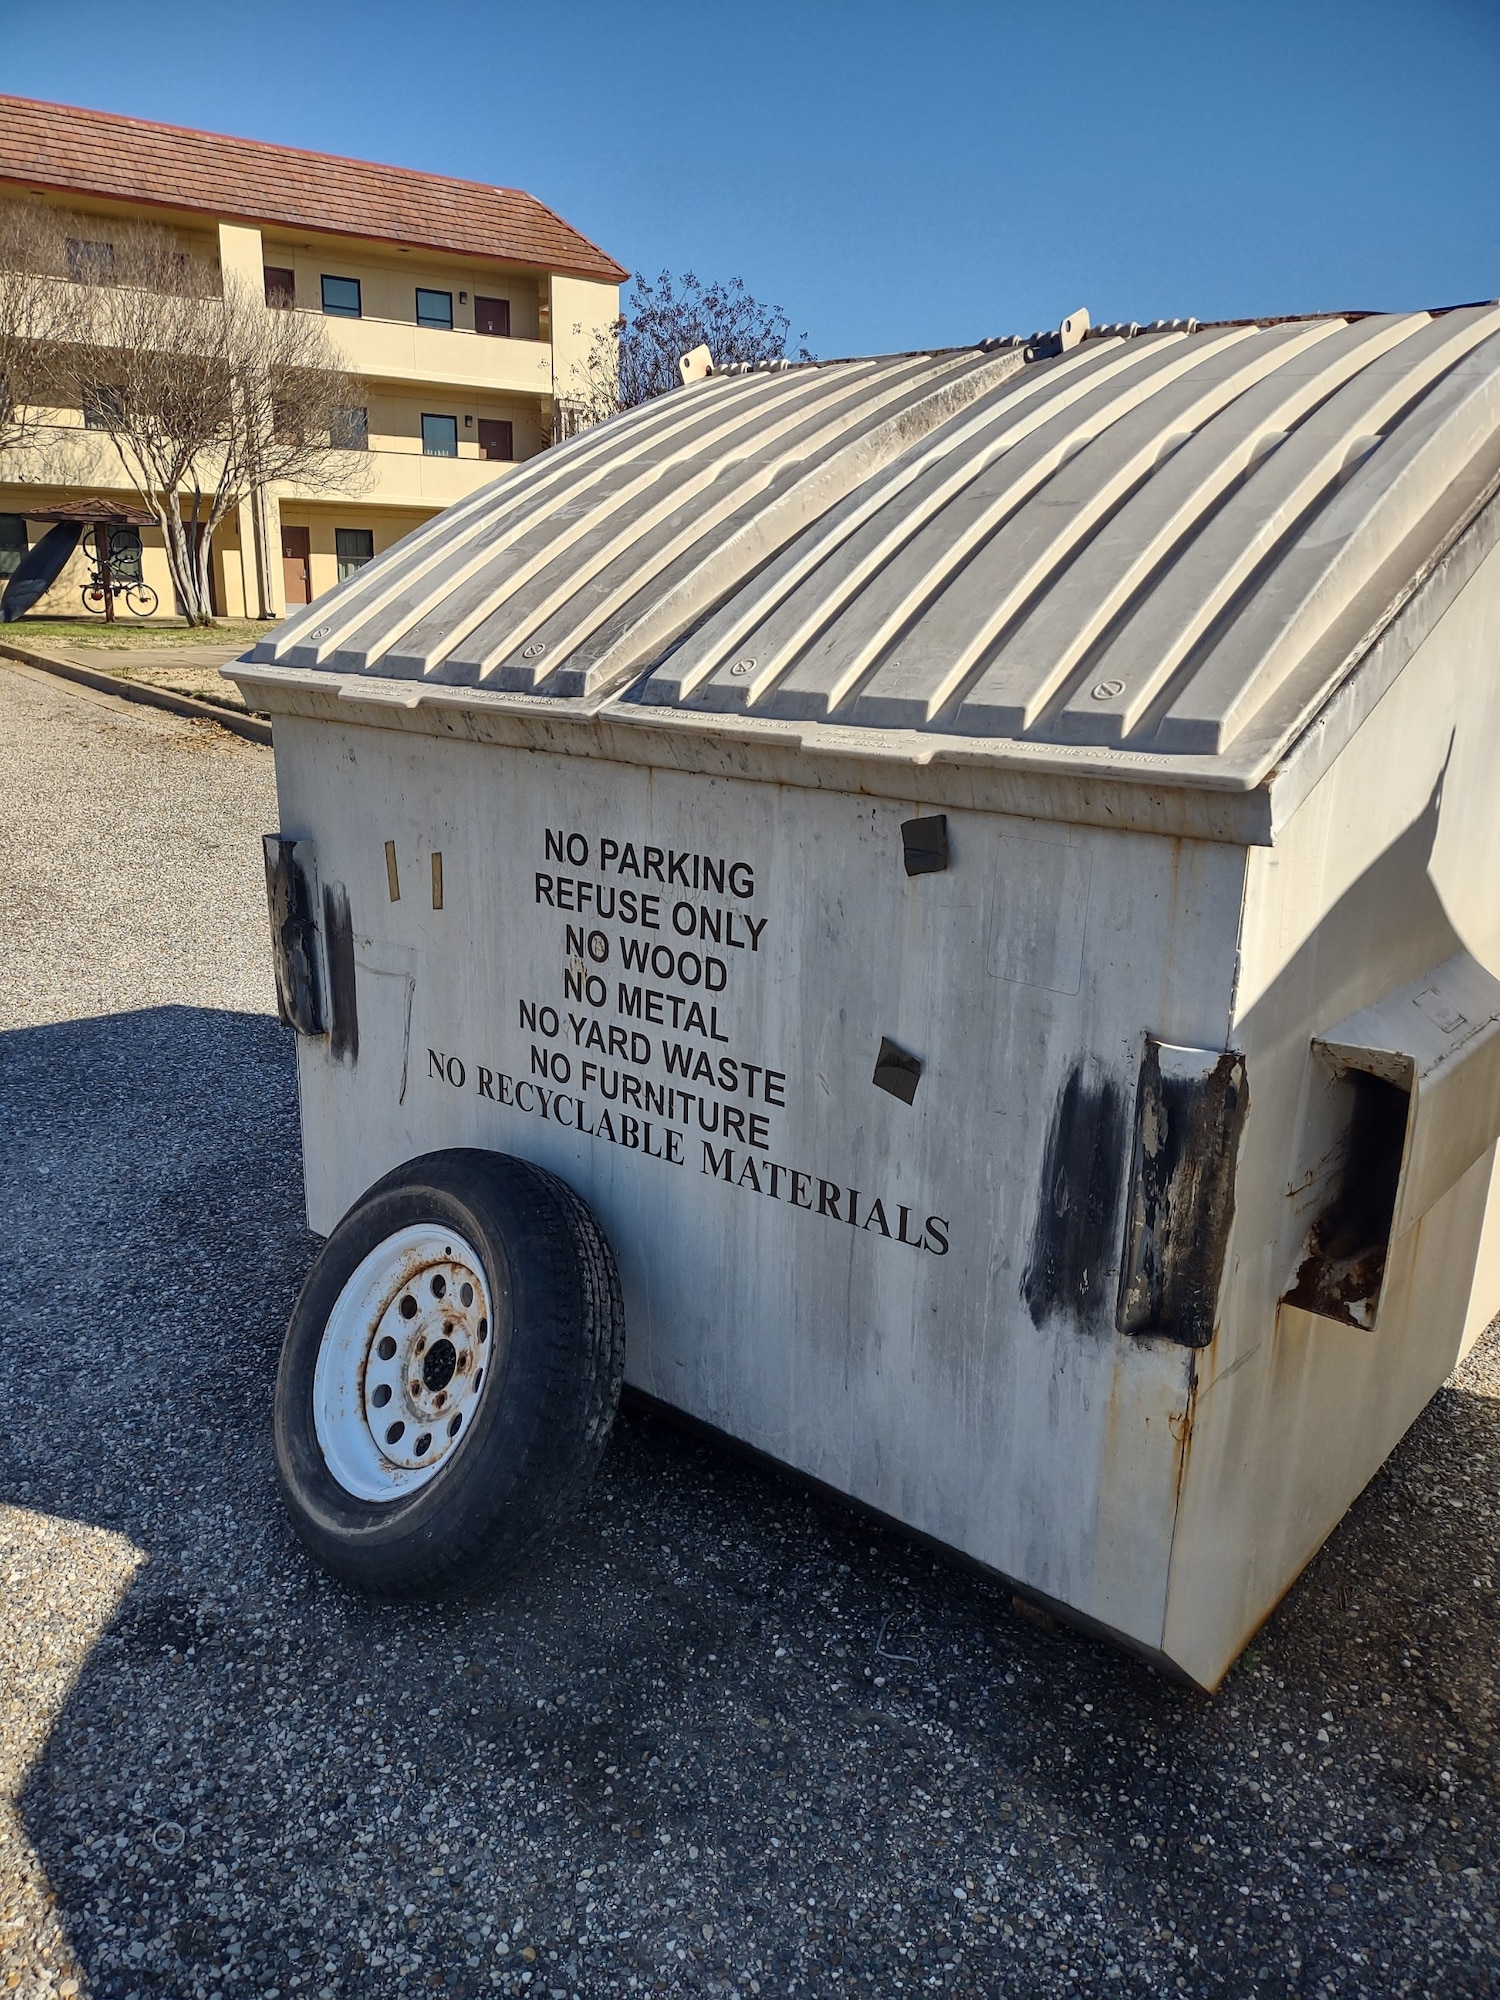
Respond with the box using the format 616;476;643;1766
1284;1066;1411;1329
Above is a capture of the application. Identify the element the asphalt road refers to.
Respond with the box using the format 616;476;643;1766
1;664;1496;2000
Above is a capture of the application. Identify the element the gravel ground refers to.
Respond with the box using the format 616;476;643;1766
1;664;1496;2000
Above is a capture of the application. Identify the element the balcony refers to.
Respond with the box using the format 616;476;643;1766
281;446;523;509
22;275;555;396
299;310;555;396
3;423;526;516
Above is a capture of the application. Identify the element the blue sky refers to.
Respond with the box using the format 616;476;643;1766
5;0;1497;355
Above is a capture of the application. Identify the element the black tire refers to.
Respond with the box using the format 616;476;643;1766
274;1148;624;1598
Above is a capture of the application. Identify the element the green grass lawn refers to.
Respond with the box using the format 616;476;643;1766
4;616;280;651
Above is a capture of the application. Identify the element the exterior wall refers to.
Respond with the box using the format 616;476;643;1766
1164;536;1500;1688
276;504;433;606
259;235;544;339
549;274;624;408
217;219;262;294
32;197;221;270
359;389;547;463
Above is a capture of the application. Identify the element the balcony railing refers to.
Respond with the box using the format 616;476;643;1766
281;446;525;506
280;305;554;395
7;422;528;510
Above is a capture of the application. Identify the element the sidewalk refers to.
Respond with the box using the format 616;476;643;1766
0;630;270;740
5;636;253;706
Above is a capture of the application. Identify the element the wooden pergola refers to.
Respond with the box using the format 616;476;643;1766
25;497;156;623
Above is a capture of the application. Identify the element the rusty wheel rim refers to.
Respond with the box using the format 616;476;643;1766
312;1224;494;1502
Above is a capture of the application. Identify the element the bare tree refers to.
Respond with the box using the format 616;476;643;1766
560;269;813;435
0;200;70;456
63;223;368;623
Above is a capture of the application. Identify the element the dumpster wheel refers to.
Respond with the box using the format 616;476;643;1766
274;1149;625;1598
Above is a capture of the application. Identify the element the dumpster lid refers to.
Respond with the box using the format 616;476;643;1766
247;304;1500;795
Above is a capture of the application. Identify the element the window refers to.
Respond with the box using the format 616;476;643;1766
0;515;28;577
474;295;510;338
272;398;308;445
82;382;124;430
421;413;458;458
264;266;296;309
321;274;362;319
477;419;514;462
66;237;115;283
336;528;375;580
330;405;369;451
416;288;453;330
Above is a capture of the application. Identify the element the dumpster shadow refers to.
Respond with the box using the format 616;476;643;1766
3;1003;1497;1997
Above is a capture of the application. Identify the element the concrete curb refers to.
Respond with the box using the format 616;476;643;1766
0;640;272;745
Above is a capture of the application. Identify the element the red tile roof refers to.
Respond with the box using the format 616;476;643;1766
0;95;627;283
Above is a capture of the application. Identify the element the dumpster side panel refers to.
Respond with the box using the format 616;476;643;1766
268;715;1246;1655
1459;1141;1500;1361
1165;537;1500;1688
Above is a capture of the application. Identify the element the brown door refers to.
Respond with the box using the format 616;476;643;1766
474;295;510;338
477;419;514;463
281;524;311;606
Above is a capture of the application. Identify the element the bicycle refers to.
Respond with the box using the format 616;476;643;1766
81;576;159;618
81;524;158;618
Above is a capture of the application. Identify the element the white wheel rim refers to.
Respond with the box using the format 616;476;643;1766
312;1224;496;1503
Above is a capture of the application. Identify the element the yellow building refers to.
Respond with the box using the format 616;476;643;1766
0;95;625;618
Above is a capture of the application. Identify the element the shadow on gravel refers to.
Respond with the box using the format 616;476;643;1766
1;1005;1497;1998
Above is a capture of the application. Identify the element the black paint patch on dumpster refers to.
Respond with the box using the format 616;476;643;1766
322;881;359;1064
1116;1041;1248;1348
1023;1063;1127;1328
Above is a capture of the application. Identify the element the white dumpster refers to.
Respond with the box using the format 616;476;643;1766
234;306;1500;1688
